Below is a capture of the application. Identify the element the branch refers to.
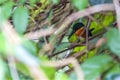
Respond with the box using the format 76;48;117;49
50;29;106;57
85;19;92;58
54;4;114;36
50;4;115;50
1;21;48;80
113;0;120;31
25;28;56;40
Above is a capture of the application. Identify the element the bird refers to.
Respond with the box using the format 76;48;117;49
68;22;94;42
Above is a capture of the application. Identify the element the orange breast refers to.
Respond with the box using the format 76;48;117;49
75;27;86;38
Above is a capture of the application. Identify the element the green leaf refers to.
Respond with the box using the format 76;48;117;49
54;42;70;53
47;9;53;22
0;33;8;54
18;0;26;5
68;34;78;42
2;1;14;19
81;54;114;80
13;6;29;34
52;0;59;4
89;14;102;34
29;0;36;5
0;58;6;80
0;1;13;25
0;0;7;4
72;0;88;10
22;40;37;56
0;7;5;25
54;70;68;80
69;72;77;80
16;62;31;78
89;13;114;35
103;12;115;27
103;64;120;80
79;49;97;62
106;28;120;57
0;33;6;53
41;66;56;79
73;46;85;53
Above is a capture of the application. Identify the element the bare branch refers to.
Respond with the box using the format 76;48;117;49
1;21;48;80
25;28;56;39
54;4;114;36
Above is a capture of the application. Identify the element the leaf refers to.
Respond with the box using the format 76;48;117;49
73;46;85;53
69;72;77;80
54;70;68;80
13;6;29;34
0;58;6;80
52;0;59;4
18;0;26;5
89;13;114;35
22;40;37;56
72;0;88;10
0;1;13;25
106;28;120;57
41;66;56;79
54;42;70;53
79;49;97;62
29;0;37;5
103;64;120;80
81;54;114;80
88;14;103;34
0;33;6;53
68;34;78;42
2;1;14;19
103;12;115;27
16;62;32;78
0;0;7;4
47;9;53;22
0;7;4;25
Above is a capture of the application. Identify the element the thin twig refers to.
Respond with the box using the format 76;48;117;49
49;43;85;57
50;29;106;57
86;19;92;58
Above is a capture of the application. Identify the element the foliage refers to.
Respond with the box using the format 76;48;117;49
0;0;120;80
106;28;120;57
72;0;88;10
13;6;29;34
